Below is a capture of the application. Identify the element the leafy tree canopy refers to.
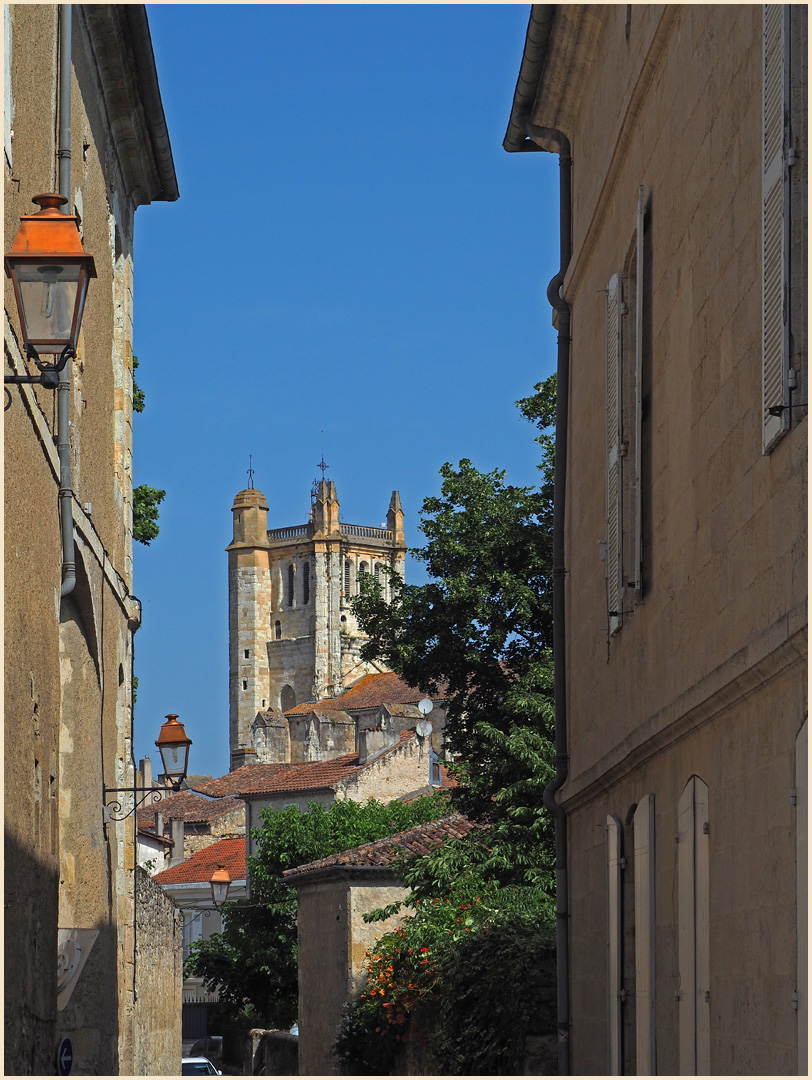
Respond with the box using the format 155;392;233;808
352;374;557;883
336;374;559;1071
133;484;166;546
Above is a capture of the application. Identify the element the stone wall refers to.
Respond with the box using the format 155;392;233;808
182;804;246;858
339;735;433;804
295;873;408;1075
133;867;183;1075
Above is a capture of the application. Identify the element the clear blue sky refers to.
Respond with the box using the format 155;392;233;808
133;3;560;779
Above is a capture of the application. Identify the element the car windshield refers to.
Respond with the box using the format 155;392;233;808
182;1062;217;1075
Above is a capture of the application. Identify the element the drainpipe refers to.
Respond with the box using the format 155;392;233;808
57;4;75;599
504;85;573;1073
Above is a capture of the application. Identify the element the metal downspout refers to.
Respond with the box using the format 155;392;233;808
505;113;572;1073
57;4;75;599
544;131;572;1077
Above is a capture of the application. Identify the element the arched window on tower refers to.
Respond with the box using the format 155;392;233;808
343;559;351;597
275;620;281;640
359;560;369;594
287;564;295;607
302;562;310;605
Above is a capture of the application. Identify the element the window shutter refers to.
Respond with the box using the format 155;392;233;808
762;4;789;451
634;795;656;1075
633;188;645;593
606;274;624;632
677;776;710;1075
606;815;623;1074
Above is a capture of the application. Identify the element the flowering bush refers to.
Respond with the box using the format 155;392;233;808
334;875;552;1074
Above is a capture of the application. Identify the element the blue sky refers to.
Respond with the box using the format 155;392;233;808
133;4;560;779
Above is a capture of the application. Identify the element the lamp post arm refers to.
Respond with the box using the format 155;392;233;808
102;783;181;822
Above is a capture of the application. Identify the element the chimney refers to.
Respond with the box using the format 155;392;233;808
168;818;185;866
230;745;258;771
139;756;153;789
155;811;164;837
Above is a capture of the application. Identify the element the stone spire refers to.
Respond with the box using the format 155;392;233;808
312;479;340;535
387;490;404;545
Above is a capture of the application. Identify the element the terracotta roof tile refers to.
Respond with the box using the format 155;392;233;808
282;813;477;881
135;790;244;829
285;671;444;715
193;732;419;799
153;836;246;885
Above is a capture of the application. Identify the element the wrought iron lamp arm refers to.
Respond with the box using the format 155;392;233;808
102;780;182;823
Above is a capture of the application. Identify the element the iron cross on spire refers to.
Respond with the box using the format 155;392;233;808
317;430;328;480
247;455;255;489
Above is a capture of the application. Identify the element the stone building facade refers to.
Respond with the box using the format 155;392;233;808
505;5;807;1074
4;5;178;1074
227;479;406;766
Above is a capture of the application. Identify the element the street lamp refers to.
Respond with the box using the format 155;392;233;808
4;193;96;389
103;714;193;822
155;714;192;789
210;866;232;909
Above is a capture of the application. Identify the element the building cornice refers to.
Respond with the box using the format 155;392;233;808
78;5;178;206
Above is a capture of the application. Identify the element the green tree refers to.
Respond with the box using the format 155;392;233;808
132;484;166;545
185;793;450;1028
335;376;559;1070
352;373;558;884
131;355;166;545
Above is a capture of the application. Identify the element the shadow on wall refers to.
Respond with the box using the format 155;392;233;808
4;830;121;1075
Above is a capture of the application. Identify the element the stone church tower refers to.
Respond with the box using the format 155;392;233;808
227;479;406;764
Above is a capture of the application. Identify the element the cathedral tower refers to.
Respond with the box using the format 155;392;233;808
227;479;406;768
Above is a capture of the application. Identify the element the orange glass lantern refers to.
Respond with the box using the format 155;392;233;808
155;714;192;789
4;193;96;361
210;865;232;908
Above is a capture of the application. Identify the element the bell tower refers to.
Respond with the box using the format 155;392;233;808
227;487;271;758
227;477;407;769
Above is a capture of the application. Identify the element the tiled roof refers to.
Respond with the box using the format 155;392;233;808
285;671;443;715
283;813;476;881
135;789;244;829
137;828;174;848
153;837;246;885
193;731;418;799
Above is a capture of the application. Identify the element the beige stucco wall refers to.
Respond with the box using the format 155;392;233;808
295;874;408;1075
522;5;806;1074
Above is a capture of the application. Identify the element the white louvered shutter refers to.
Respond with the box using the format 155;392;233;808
762;4;789;452
606;274;623;633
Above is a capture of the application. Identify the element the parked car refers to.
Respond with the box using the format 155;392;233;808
181;1057;221;1076
189;1037;223;1063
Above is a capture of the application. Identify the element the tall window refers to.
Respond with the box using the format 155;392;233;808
358;560;369;594
275;620;281;640
287;564;294;607
343;559;351;597
302;562;310;606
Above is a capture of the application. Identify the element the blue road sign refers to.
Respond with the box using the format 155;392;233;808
57;1036;73;1076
